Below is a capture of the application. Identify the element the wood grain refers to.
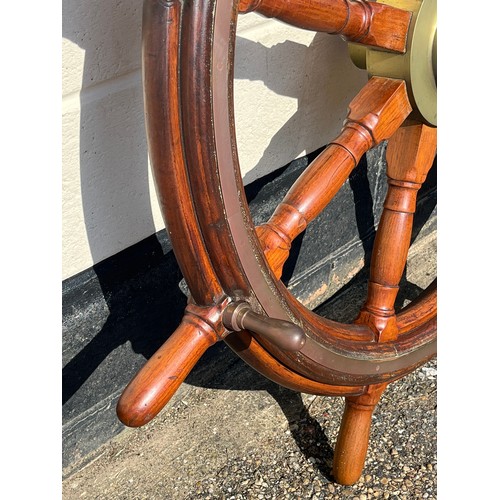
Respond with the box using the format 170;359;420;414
332;383;387;485
355;122;437;341
257;77;411;278
239;0;412;53
117;302;226;427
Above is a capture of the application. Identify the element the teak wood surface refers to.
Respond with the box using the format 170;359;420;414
117;0;437;486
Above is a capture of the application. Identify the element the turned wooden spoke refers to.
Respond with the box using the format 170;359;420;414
356;122;437;341
239;0;412;53
257;77;411;278
333;122;437;485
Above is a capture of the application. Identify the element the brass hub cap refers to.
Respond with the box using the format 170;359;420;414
349;0;437;126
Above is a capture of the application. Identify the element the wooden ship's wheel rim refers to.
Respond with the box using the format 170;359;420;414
118;0;437;474
162;0;436;383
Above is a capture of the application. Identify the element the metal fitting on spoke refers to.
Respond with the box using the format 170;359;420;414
223;302;306;352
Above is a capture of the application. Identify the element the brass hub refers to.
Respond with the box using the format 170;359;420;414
349;0;437;126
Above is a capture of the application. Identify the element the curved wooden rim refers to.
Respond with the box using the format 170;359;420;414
148;0;437;389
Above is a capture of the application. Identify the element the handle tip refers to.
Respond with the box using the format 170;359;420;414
116;312;219;427
116;392;157;428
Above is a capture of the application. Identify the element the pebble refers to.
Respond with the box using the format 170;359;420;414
63;327;436;500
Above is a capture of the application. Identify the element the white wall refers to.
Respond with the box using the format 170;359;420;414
62;1;367;279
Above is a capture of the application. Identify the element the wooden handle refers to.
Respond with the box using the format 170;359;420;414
116;311;219;427
332;384;385;485
355;123;437;341
257;77;411;278
332;401;376;485
239;0;412;53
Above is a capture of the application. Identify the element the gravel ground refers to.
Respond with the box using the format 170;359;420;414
62;232;437;499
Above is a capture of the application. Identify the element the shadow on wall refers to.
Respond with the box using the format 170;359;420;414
62;1;367;274
62;0;172;427
234;33;367;184
62;0;155;269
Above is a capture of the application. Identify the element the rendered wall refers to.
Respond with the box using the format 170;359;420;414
62;0;367;279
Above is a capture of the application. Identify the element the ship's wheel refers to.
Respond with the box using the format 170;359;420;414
117;0;437;485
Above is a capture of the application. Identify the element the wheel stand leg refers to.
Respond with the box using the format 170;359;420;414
332;383;386;485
